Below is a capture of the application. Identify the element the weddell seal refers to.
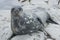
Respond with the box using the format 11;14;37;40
8;6;58;40
8;6;44;40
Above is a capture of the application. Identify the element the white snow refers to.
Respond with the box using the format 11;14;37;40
0;0;60;40
45;24;60;40
0;10;12;40
11;32;45;40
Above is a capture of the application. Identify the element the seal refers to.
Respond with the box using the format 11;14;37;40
8;6;58;40
8;6;44;40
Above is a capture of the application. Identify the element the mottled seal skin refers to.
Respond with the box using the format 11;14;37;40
8;6;58;40
8;6;23;40
8;6;44;40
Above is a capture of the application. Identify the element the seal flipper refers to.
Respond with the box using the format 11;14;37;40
46;16;58;24
7;34;16;40
37;17;45;32
37;17;44;26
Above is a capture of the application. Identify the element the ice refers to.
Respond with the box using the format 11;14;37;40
0;0;60;40
45;24;60;40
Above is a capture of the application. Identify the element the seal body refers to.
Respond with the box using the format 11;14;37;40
33;8;58;27
11;6;43;35
8;6;58;40
11;14;43;35
8;6;43;40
